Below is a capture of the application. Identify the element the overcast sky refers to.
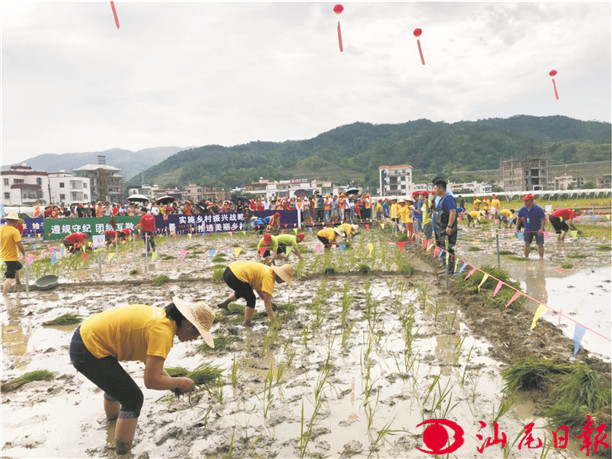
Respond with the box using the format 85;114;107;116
2;1;610;165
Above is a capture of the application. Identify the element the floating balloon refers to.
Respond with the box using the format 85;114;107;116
334;5;344;52
110;1;120;29
549;69;559;100
413;28;425;65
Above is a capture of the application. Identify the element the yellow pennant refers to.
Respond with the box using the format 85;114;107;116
607;215;611;220
107;252;116;261
530;304;548;330
151;252;158;261
242;231;247;236
477;273;489;292
570;230;578;238
426;243;435;253
381;223;385;230
293;228;298;234
368;243;374;256
188;233;192;239
234;248;242;258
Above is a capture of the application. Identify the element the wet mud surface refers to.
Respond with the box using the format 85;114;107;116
2;229;610;458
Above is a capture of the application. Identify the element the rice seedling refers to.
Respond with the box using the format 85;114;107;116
341;321;355;348
501;358;575;393
152;274;170;286
212;253;228;263
340;282;353;328
568;254;588;259
493;391;516;423
129;269;139;275
499;250;514;255
42;313;82;326
301;323;309;349
166;366;189;377
212;265;225;283
507;256;530;262
299;366;330;458
460;343;475;386
596;245;611;251
502;428;527;459
370;418;400;452
262;319;281;353
468;246;482;251
357;264;372;275
1;370;56;392
225;428;236;459
198;335;229;352
323;266;337;275
167;363;223;387
262;368;274;419
561;263;574;269
230;354;240;388
455;265;525;311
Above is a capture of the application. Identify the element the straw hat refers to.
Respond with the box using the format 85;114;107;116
351;224;359;232
4;212;23;223
334;227;346;237
271;264;294;284
398;198;406;204
172;296;216;348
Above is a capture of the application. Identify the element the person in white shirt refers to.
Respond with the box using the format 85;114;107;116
263;198;271;211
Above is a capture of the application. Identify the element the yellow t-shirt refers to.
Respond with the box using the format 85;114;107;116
469;211;481;220
339;223;353;236
473;199;481;210
390;203;399;219
482;199;490;210
229;261;275;295
317;227;337;241
500;209;513;218
491;199;501;210
80;304;176;361
399;205;413;224
0;225;22;261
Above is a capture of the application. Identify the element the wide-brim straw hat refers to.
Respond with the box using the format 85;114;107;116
334;227;346;237
271;264;294;284
173;296;216;348
351;224;359;232
4;212;23;223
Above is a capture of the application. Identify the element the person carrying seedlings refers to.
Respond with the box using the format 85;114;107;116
69;297;216;455
339;223;359;242
498;208;515;229
274;233;305;261
251;215;271;233
63;231;92;253
515;193;547;260
1;213;26;296
548;208;578;242
432;176;458;274
317;226;344;249
138;207;156;253
217;261;294;326
257;233;279;264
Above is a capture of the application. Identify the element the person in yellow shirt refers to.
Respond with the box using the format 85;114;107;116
389;198;400;233
375;200;383;222
317;226;344;249
482;197;490;214
490;195;501;216
466;210;485;227
1;213;26;296
498;208;515;229
473;197;481;211
217;261;294;326
398;198;414;236
339;223;359;242
69;298;215;455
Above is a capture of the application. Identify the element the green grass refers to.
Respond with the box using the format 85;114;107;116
468;246;482;251
152;274;170;286
501;358;575;393
212;265;225;283
561;263;574;269
456;265;525;310
212;253;228;263
499;250;514;255
596;245;611;252
1;370;56;392
507;256;529;262
43;313;82;326
323;266;337;275
398;261;415;275
567;254;588;259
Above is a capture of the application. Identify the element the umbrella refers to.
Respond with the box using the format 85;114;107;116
232;196;249;204
294;189;311;198
156;195;175;205
127;194;149;202
345;187;360;196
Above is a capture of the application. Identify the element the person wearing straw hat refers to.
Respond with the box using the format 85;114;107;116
1;213;26;296
69;297;215;455
317;226;344;249
339;223;359;242
217;261;293;326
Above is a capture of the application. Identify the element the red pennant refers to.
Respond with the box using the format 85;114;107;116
506;291;522;308
464;266;478;280
492;281;503;297
110;1;120;29
259;247;266;257
433;246;440;258
397;241;406;252
365;224;370;230
82;253;90;262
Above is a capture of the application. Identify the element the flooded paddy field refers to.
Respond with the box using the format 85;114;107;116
2;228;610;458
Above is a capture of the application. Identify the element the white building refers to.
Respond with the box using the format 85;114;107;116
378;164;413;197
553;175;576;191
447;180;492;194
1;165;91;205
244;178;334;199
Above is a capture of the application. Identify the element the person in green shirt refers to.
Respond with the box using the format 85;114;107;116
421;194;433;240
256;233;278;265
274;233;305;261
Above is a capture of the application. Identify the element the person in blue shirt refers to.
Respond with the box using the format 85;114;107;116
515;194;547;260
382;199;390;218
432;177;458;274
251;215;271;234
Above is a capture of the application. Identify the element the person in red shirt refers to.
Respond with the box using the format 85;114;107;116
112;205;119;217
104;230;119;247
549;208;578;242
138;207;156;252
117;227;133;241
63;232;91;253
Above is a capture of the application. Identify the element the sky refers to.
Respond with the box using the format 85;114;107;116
1;1;611;166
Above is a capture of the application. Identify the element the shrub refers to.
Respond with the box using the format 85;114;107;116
152;274;170;286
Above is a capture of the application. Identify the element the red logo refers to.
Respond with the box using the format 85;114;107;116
417;419;465;454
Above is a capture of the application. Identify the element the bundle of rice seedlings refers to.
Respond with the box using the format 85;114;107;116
398;261;415;275
357;264;372;275
152;274;170;286
501;358;575;394
1;370;56;392
568;254;588;259
187;363;223;386
596;245;611;252
561;263;574;270
323;266;337;275
212;253;228;263
545;365;611;429
166;367;189;377
212;266;225;283
457;265;525;310
43;313;82;326
468;246;482;251
199;336;229;352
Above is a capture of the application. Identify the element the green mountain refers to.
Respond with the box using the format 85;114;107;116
130;116;611;190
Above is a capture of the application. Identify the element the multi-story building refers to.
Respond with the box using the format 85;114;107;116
552;175;576;191
242;178;334;199
184;184;230;202
500;158;550;192
378;164;413;197
1;165;91;205
448;181;493;194
72;164;123;202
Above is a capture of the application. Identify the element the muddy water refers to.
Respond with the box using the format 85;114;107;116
1;232;602;457
456;228;611;362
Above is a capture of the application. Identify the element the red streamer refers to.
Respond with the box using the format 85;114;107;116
337;21;343;52
110;1;120;29
551;78;559;100
416;39;425;65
